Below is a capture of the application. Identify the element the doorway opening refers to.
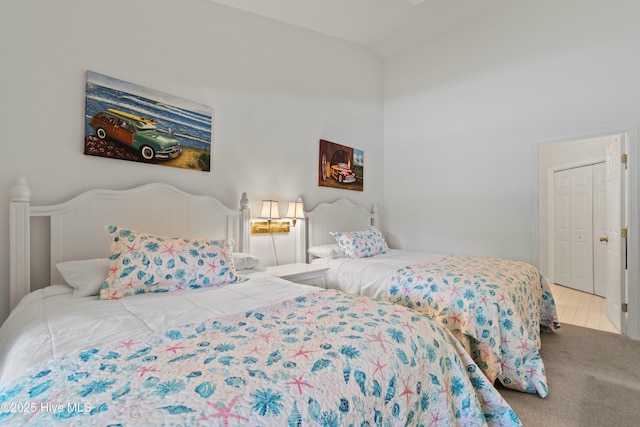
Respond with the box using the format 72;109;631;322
539;133;628;334
552;162;606;296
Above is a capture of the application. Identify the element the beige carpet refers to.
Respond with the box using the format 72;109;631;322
499;323;640;426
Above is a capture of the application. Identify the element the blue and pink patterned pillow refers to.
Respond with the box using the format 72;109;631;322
100;226;238;300
330;226;389;258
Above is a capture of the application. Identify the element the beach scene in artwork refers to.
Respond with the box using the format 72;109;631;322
84;71;212;171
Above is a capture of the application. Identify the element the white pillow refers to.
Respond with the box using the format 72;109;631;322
307;244;346;259
56;258;110;298
232;253;266;272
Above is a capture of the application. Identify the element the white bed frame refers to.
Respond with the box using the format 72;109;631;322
9;177;250;311
304;198;379;261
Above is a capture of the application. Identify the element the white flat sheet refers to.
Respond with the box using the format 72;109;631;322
0;272;316;385
311;249;437;297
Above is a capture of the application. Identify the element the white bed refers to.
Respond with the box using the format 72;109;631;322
305;198;560;398
0;178;521;426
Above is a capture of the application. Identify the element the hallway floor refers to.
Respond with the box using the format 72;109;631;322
549;283;619;334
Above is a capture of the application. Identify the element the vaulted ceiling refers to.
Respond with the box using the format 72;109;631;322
209;0;512;58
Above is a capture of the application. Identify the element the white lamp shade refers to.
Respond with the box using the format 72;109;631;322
285;199;305;219
259;200;280;219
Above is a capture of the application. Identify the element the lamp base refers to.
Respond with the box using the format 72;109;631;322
251;220;290;234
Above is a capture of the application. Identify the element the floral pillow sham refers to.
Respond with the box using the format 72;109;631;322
330;226;389;258
100;226;238;300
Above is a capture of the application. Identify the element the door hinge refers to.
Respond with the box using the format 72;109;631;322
621;153;627;165
621;228;628;238
622;303;628;313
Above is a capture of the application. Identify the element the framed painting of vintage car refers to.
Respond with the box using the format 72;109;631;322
84;70;212;171
318;139;363;191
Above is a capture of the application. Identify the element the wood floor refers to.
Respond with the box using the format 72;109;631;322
549;283;619;333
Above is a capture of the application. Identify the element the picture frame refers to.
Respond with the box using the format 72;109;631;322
84;70;213;172
318;139;363;191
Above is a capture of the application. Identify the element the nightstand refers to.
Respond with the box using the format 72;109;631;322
266;263;329;288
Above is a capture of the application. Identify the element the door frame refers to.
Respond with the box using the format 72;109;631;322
535;123;639;340
593;162;608;297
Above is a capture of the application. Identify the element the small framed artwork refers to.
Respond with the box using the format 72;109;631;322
318;139;363;191
84;70;213;171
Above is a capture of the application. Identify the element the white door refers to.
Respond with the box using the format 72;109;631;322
605;136;626;332
570;166;594;293
593;162;608;297
553;165;597;293
554;170;571;286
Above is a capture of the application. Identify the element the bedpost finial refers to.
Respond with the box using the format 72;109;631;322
10;177;31;202
240;192;249;209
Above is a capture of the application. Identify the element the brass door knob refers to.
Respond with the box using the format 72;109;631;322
599;237;608;242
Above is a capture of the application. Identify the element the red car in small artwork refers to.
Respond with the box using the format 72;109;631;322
331;163;356;183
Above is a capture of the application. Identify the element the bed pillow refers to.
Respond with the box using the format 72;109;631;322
330;226;389;258
56;258;110;298
232;253;266;272
307;244;346;259
100;226;239;300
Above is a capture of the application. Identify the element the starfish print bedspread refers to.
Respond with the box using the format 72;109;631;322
388;255;559;397
0;289;521;426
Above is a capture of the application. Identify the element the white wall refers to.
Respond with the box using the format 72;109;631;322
383;0;640;339
0;0;383;324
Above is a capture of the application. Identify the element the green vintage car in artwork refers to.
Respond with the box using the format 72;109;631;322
90;109;182;160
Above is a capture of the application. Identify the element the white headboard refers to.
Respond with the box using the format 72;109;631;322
304;198;379;261
9;177;250;311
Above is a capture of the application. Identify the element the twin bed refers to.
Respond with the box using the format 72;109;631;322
0;179;521;426
305;199;560;398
